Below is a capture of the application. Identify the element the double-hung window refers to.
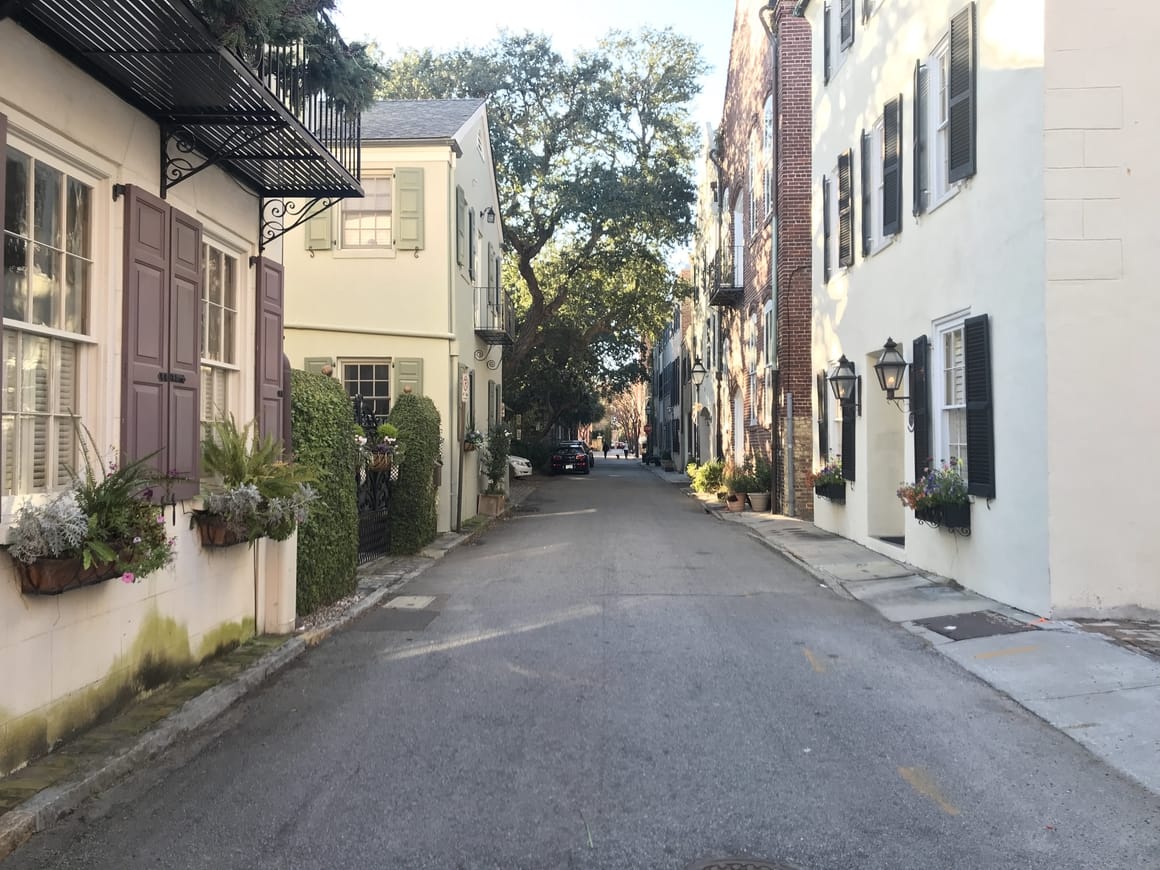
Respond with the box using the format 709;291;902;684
747;315;758;425
200;242;239;437
934;317;967;469
914;3;977;215
3;145;93;494
823;0;856;84
748;131;759;235
763;301;776;425
341;175;392;248
343;360;391;421
762;95;774;216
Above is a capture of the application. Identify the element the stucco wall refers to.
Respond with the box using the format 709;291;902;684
1043;1;1160;615
283;109;504;532
807;0;1052;614
0;23;293;775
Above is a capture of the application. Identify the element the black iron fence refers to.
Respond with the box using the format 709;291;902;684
353;395;391;564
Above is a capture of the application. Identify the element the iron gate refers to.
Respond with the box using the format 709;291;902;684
353;395;391;564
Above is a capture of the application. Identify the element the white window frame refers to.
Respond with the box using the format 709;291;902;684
200;239;242;436
763;95;774;219
339;174;394;253
925;36;960;213
867;116;892;255
733;201;745;284
828;1;854;78
2;140;100;496
748;131;759;236
747;315;758;424
764;367;776;425
763;299;776;369
826;164;840;275
932;310;970;473
341;358;393;422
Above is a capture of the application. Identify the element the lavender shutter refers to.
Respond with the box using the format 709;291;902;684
121;186;170;478
166;210;202;497
255;258;285;448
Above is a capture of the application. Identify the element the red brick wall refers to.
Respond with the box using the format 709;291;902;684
715;0;812;516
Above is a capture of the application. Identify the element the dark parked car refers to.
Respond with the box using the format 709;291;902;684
558;440;595;467
550;444;590;475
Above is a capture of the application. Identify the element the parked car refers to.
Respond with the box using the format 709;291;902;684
550;444;590;475
555;440;595;467
508;455;532;478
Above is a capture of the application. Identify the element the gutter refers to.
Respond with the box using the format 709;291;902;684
362;137;463;158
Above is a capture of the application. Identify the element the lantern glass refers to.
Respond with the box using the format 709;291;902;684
691;358;707;387
828;356;856;403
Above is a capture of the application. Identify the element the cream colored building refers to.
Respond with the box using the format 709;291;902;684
804;0;1159;616
283;100;512;532
0;2;361;775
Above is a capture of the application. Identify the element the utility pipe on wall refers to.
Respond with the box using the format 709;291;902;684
786;392;795;517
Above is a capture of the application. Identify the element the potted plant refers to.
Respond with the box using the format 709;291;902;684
5;432;176;595
464;429;484;452
477;424;512;517
747;454;772;512
723;463;758;512
808;458;846;503
192;416;319;548
897;457;971;534
367;422;401;474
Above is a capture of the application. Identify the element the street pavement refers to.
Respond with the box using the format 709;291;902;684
3;459;1159;869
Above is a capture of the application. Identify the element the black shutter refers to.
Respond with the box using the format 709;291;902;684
823;2;832;84
860;130;872;257
837;150;854;268
964;313;994;498
822;175;832;282
947;2;977;182
883;95;903;236
910;335;930;483
841;400;856;481
840;0;855;49
817;371;829;460
913;60;928;216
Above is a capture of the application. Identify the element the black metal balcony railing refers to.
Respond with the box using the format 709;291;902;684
8;0;363;201
474;286;516;346
709;244;745;307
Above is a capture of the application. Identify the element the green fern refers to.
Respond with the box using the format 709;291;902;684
202;415;316;499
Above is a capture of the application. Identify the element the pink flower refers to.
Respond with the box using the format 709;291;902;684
157;515;165;523
120;572;135;584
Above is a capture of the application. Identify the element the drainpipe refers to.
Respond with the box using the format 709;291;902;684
786;393;795;517
448;157;462;532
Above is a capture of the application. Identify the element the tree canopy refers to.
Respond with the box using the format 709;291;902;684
378;30;703;439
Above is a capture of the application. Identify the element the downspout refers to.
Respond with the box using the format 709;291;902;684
448;154;462;532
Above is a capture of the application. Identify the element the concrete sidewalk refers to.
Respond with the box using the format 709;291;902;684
0;479;540;860
679;480;1160;799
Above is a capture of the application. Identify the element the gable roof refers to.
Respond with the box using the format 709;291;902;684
361;99;486;144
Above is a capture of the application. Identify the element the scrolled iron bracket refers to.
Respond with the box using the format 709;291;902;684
161;123;279;199
259;196;341;253
473;346;501;370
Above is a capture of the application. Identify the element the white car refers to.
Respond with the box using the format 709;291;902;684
508;455;533;478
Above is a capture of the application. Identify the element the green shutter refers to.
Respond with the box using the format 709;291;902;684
468;209;476;280
456;187;466;265
395;168;425;250
304;211;332;251
488;378;495;425
396;358;423;397
304;356;334;376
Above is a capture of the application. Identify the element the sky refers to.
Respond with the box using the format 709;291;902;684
333;0;736;130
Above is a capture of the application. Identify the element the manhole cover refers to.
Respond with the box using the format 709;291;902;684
685;860;798;870
914;610;1037;641
352;608;439;632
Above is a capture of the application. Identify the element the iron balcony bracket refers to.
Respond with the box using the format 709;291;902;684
473;346;501;370
258;196;345;254
161;122;281;199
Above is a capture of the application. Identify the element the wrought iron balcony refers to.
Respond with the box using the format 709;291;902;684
6;0;363;202
474;286;516;346
709;246;745;307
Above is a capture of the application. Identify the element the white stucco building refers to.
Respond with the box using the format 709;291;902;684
283;100;511;533
803;0;1158;616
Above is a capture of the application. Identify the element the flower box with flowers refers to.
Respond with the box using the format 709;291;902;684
464;429;484;452
808;460;846;504
5;431;176;595
358;423;403;475
193;417;319;549
897;458;971;536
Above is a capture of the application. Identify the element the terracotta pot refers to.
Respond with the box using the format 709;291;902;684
13;556;121;595
725;495;746;512
369;453;392;473
747;491;771;512
478;492;506;517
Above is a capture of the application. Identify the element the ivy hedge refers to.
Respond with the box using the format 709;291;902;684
290;370;359;614
387;393;440;554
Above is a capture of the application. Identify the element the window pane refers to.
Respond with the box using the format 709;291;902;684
4;235;27;319
223;254;236;309
56;341;76;414
64;256;87;333
2;331;16;413
223;309;235;364
207;301;221;361
22;335;49;413
31;244;57;326
33;162;61;248
200;299;207;358
5;150;30;235
66;178;90;257
56;416;76;484
208;248;222;304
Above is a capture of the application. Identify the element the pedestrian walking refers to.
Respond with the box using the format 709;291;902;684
603;443;609;461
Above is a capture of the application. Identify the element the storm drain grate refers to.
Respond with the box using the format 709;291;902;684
685;860;799;870
914;610;1038;641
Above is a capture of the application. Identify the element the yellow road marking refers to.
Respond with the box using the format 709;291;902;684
899;766;960;816
802;648;826;673
974;645;1038;660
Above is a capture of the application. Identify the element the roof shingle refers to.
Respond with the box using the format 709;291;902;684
360;99;486;142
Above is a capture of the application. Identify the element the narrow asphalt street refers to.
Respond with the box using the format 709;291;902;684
7;460;1159;869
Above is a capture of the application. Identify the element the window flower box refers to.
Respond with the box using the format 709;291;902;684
914;502;971;535
898;458;971;536
13;555;123;596
814;481;846;503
